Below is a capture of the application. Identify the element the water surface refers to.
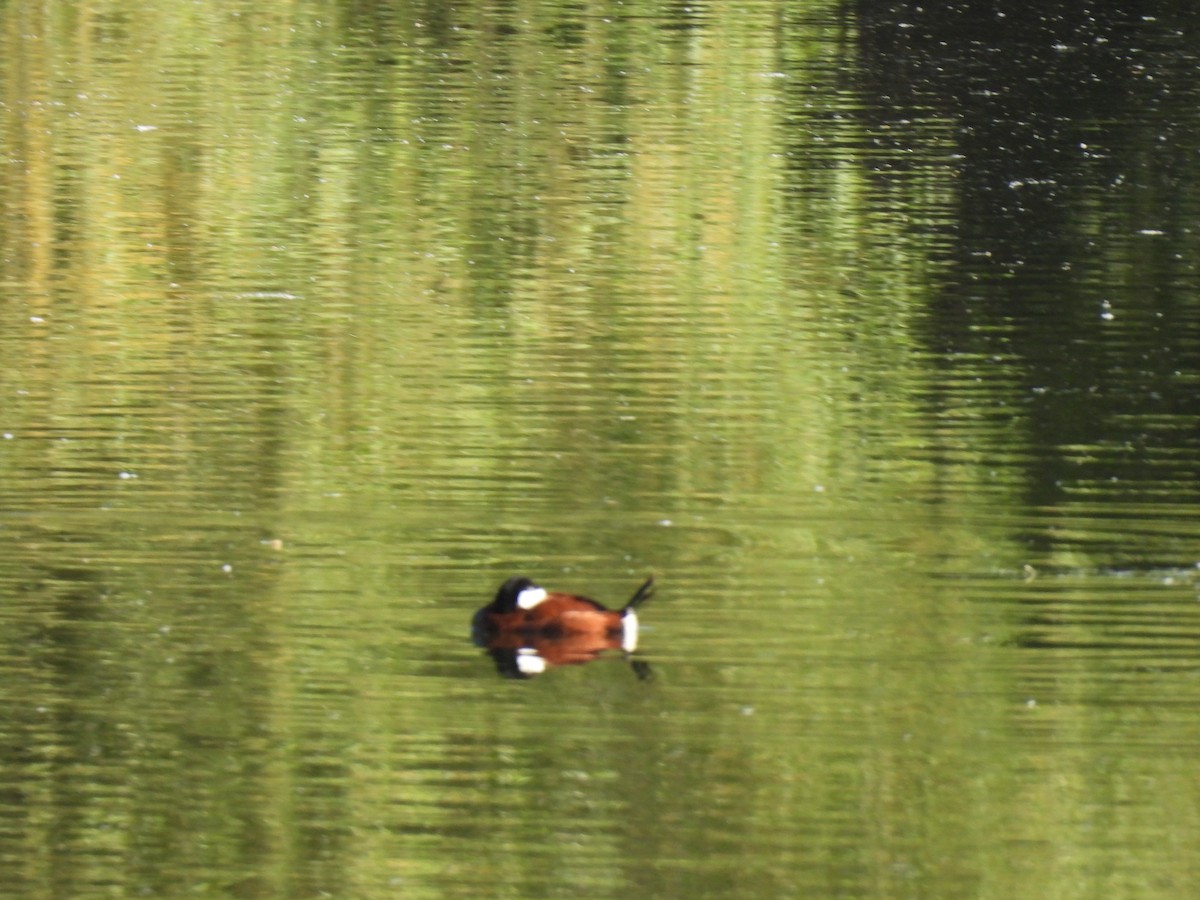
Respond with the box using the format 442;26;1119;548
2;1;1200;897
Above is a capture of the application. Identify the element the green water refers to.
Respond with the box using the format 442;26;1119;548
2;2;1200;897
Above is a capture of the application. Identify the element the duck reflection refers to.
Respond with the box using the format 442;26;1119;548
472;576;654;679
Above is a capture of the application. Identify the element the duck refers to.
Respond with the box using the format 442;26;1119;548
472;575;654;678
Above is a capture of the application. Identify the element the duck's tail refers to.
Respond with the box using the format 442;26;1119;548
623;576;655;612
620;576;654;654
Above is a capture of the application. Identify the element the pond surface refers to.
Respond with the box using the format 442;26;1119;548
2;1;1200;897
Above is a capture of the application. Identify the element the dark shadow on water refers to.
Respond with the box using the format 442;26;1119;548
477;643;654;681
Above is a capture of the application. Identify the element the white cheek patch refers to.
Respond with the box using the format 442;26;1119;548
516;586;548;609
516;648;546;675
621;610;639;653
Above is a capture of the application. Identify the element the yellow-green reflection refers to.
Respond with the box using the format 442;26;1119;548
2;1;1200;898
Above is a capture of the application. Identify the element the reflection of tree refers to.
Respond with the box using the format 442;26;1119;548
856;2;1200;541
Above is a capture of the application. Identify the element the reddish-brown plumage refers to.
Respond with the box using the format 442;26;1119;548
476;592;624;640
472;576;654;678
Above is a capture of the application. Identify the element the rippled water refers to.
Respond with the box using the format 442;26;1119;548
2;1;1200;897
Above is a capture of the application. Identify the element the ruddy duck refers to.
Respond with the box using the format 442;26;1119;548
472;575;654;677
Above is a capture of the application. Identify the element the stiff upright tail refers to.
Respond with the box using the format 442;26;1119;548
623;576;655;612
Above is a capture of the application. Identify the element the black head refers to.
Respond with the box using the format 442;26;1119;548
491;576;537;613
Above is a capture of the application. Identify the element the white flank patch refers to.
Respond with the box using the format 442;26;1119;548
516;586;548;609
516;649;546;675
621;610;639;653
